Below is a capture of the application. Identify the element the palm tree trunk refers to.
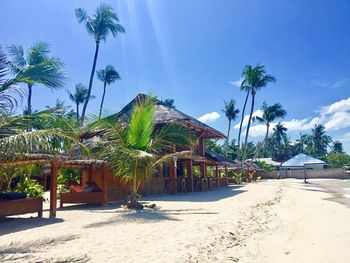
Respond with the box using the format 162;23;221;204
226;120;231;157
242;91;255;161
76;103;79;122
27;83;33;115
254;123;270;160
98;81;107;119
80;40;100;125
237;91;249;151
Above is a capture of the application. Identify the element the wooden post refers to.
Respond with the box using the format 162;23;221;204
186;159;194;192
215;164;219;187
225;165;228;185
88;164;93;185
200;162;207;178
49;159;58;218
169;145;177;195
102;166;108;205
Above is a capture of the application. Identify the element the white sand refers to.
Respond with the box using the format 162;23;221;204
1;179;350;262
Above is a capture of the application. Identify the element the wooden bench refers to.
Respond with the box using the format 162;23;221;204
60;191;104;207
0;198;43;218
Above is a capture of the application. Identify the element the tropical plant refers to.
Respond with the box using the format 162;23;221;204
240;64;276;161
237;82;250;152
253;102;286;158
222;99;240;145
96;65;120;119
67;83;91;122
6;42;66;114
327;153;350;168
270;123;291;161
0;110;82;158
332;140;344;154
58;169;80;193
162;98;175;108
91;96;195;208
308;124;332;157
255;160;276;172
75;3;125;124
15;176;44;198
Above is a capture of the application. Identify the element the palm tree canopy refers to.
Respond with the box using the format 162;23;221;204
240;64;276;94
7;42;66;89
96;65;120;85
68;84;90;105
75;3;125;42
255;102;286;124
222;99;240;121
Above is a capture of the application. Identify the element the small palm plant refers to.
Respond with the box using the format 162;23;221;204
96;65;120;119
222;99;240;149
91;96;195;208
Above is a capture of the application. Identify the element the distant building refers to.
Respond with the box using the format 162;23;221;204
281;153;327;170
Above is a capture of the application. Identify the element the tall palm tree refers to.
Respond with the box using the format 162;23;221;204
96;65;120;119
222;99;240;144
91;96;195;208
7;42;66;114
240;64;276;161
237;84;250;152
271;123;291;161
75;3;125;125
67;84;91;122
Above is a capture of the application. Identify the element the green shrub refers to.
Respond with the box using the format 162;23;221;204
58;169;79;192
255;160;276;172
15;177;44;198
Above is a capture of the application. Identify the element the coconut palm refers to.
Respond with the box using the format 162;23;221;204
75;3;125;124
253;102;286;158
222;99;240;150
270;122;291;161
309;124;332;157
67;84;92;122
237;84;250;152
0;47;21;113
6;42;66;114
96;65;120;119
0;110;82;158
332;140;344;154
91;96;195;208
240;64;276;161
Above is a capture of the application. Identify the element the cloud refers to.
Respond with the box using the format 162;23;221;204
339;132;350;142
233;110;263;129
198;112;220;123
229;77;243;87
320;97;350;115
239;97;350;137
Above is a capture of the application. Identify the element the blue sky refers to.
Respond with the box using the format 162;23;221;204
1;0;350;152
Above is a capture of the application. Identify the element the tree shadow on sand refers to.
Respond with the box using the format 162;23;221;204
0;217;64;235
142;185;246;202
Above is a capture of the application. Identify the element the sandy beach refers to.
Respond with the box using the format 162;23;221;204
1;179;350;263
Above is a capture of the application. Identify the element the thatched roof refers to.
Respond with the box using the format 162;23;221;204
104;93;226;139
205;150;238;167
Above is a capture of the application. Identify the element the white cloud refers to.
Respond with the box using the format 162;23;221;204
320;97;350;115
324;111;350;131
233;110;263;129
198;112;220;123
229;77;243;87
310;79;347;89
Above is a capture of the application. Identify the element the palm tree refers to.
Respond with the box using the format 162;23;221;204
75;3;125;124
237;84;250;152
96;65;120;119
270;122;291;161
332;140;344;154
67;84;91;122
7;42;66;114
91;96;195;208
253;102;286;158
222;99;240;147
240;64;276;161
309;124;332;157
